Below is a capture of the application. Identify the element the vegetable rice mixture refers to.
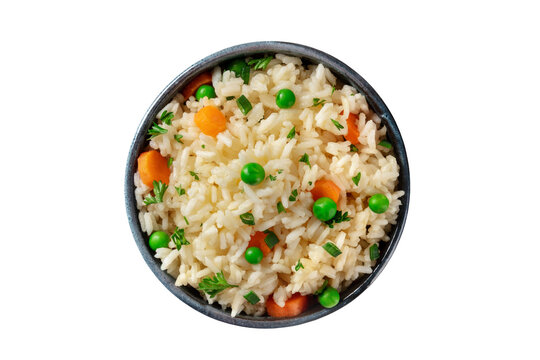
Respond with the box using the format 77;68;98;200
134;54;404;317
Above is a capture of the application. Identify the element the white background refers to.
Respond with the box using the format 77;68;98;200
1;1;539;359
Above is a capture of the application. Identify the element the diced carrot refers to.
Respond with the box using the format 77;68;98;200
311;179;340;204
344;112;360;145
137;150;170;187
266;293;309;317
182;72;213;100
194;105;227;137
248;231;272;257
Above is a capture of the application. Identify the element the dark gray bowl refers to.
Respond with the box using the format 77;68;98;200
125;41;410;328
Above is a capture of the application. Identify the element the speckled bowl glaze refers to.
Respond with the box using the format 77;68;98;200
125;41;410;328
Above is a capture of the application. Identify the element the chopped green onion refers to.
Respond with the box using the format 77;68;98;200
199;271;237;298
277;169;284;174
189;171;199;180
308;181;313;186
289;189;298;202
378;140;392;149
167;157;174;168
240;65;250;85
331;119;344;130
147;122;167;139
247;56;273;70
352;172;361;186
236;95;252;115
174;134;184;144
240;212;255;225
299;153;311;168
314;279;328;295
324;210;351;228
143;180;168;205
268;174;277;181
295;260;304;271
160;110;174;125
201;144;205;149
370;244;380;260
226;96;235;100
350;144;358;152
287;126;296;139
243;291;261;305
331;86;336;95
263;231;279;249
322;242;342;257
277;201;286;213
183;216;189;225
171;227;190;250
312;98;326;107
175;185;185;196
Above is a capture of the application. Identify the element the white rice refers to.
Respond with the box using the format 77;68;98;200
135;55;404;316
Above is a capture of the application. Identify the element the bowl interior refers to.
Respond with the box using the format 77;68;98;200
125;41;410;328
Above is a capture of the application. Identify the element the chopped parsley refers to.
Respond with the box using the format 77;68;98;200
312;98;326;107
171;227;190;250
189;171;199;180
322;242;342;257
299;153;311;168
287;126;296;139
198;271;238;298
324;210;351;228
247;56;273;70
160;110;174;125
352;172;361;186
239;212;255;225
295;260;304;271
289;189;298;202
174;134;184;144
175;185;185;196
277;201;286;214
331;119;344;130
243;291;261;305
143;180;168;205
147;122;167;139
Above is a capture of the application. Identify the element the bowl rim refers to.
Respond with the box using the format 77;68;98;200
125;41;410;328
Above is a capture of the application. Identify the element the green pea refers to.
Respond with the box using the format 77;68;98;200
241;162;265;185
275;88;296;109
148;231;169;251
318;286;340;308
245;246;263;264
195;85;216;100
368;193;389;214
313;197;337;222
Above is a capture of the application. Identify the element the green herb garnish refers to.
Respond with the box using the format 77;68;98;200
295;260;304;271
299;153;311;168
236;95;252;115
352;172;361;186
350;144;358;152
201;144;205;149
314;279;328;295
322;242;342;257
289;189;298;202
160;110;174;125
167;157;174;168
240;212;255;225
147;122;167;139
277;169;284;174
331;86;336;95
175;185;185;196
378;140;392;149
143;180;168;205
247;56;273;70
370;244;380;260
331;119;344;130
226;96;235;100
183;216;189;225
287;126;296;139
324;210;351;228
171;227;190;250
312;98;326;107
174;134;184;144
268;174;277;181
263;230;279;249
243;291;261;305
198;271;238;298
277;201;286;213
308;181;313;186
189;171;199;180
